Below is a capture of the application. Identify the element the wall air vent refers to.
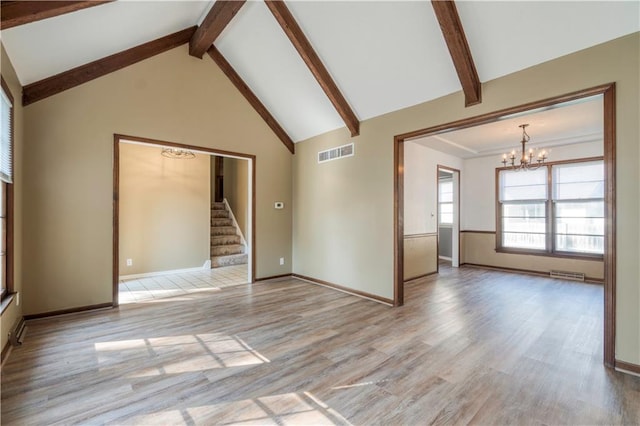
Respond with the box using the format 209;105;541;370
318;143;354;164
549;270;585;282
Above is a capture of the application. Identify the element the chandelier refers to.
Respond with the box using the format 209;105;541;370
161;147;196;159
501;124;548;170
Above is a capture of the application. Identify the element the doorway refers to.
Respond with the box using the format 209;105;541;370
437;166;460;268
393;83;616;367
113;134;256;306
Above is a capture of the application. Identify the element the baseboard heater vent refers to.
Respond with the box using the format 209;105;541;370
549;270;585;281
318;143;354;163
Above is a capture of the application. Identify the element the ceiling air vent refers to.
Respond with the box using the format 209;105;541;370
318;143;354;164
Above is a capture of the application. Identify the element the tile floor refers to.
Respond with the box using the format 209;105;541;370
118;264;248;304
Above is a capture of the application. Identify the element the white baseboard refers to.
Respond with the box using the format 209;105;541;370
120;261;210;280
439;256;452;261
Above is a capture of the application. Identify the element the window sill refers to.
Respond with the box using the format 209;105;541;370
1;292;15;315
495;248;604;261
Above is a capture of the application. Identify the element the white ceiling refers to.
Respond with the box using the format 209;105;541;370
1;1;638;143
412;95;604;159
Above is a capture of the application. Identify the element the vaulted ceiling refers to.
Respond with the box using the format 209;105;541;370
1;0;639;149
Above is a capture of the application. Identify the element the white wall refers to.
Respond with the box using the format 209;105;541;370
462;140;603;231
404;142;463;235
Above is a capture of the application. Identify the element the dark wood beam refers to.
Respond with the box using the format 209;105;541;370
207;46;295;154
189;0;246;59
1;1;112;30
23;26;196;106
264;0;359;137
431;0;481;107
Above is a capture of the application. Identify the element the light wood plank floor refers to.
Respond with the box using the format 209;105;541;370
2;266;639;425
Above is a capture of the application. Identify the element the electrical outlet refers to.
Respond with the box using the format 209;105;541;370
126;259;133;266
279;257;285;266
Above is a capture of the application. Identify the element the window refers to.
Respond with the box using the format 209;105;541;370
1;76;13;300
438;178;453;225
497;158;604;257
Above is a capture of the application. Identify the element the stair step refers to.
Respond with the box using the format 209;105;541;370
212;253;248;268
211;226;237;236
211;218;233;227
211;210;229;218
211;244;244;257
211;235;241;246
212;202;226;210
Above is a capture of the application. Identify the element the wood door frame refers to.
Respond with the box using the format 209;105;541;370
436;165;461;270
393;83;616;367
113;134;257;307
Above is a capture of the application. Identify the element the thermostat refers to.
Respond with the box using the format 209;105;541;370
275;202;284;209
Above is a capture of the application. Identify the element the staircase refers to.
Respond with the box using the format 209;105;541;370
210;202;247;268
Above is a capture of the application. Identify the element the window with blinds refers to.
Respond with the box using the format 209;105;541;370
552;161;604;254
0;79;12;299
499;167;547;250
1;86;12;184
438;179;453;225
497;158;604;257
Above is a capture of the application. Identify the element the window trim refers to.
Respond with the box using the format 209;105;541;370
0;75;14;302
495;156;604;260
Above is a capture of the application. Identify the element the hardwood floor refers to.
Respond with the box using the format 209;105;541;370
2;266;639;425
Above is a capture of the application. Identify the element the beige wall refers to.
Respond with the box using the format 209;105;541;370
22;44;292;316
293;33;640;364
119;142;210;275
404;235;437;280
0;43;23;352
223;157;249;239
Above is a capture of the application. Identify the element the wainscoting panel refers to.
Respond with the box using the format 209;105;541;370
404;234;438;281
461;231;604;281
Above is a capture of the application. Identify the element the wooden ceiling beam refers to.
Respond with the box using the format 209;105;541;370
189;0;246;59
264;0;360;137
1;1;112;30
431;0;482;107
207;46;295;154
23;27;197;106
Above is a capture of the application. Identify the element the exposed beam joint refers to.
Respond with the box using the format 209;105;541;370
264;0;360;137
189;0;246;59
431;0;482;107
207;46;295;154
1;1;112;30
23;27;197;106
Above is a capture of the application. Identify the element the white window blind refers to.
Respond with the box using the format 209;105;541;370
552;161;604;200
499;167;546;201
0;87;12;184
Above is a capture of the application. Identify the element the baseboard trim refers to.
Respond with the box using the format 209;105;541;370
615;360;640;376
255;273;292;282
120;263;209;280
24;303;113;321
460;263;604;284
10;316;25;345
460;230;496;234
1;340;11;366
292;273;393;306
404;271;438;283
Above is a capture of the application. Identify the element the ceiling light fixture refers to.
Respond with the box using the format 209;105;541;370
501;124;548;170
161;147;196;159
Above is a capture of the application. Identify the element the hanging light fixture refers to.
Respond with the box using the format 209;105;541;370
161;147;196;159
501;124;547;170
